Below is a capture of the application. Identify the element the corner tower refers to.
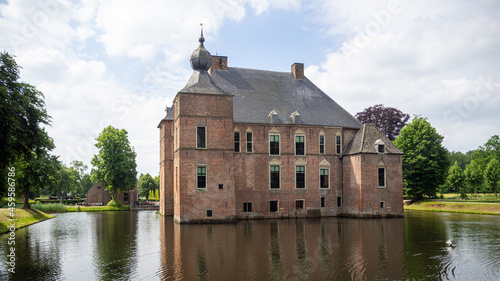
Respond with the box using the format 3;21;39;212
167;31;236;223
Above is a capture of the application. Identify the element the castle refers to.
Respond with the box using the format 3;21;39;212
158;33;403;223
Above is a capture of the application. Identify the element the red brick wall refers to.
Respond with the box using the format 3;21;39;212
233;124;346;219
342;153;403;217
159;119;174;216
173;93;236;223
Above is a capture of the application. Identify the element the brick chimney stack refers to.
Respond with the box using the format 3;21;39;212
210;55;228;75
291;63;304;79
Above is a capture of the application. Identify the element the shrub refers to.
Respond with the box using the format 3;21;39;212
107;199;123;208
31;203;67;213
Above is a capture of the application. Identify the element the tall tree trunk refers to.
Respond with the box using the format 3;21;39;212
23;185;31;209
60;191;63;204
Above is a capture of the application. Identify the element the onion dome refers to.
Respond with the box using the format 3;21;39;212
190;29;212;71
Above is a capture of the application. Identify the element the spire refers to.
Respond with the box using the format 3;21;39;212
190;23;212;71
199;23;205;43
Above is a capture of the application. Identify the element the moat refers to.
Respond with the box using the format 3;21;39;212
1;211;499;280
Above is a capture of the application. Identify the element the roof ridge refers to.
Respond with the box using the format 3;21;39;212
227;66;292;75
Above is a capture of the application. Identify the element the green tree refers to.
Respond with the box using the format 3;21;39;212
0;52;52;205
56;164;80;203
138;173;157;200
91;126;137;205
16;151;61;208
80;174;94;198
484;158;500;200
394;117;449;200
155;189;159;201
70;160;87;197
448;161;466;199
464;160;483;199
474;135;500;167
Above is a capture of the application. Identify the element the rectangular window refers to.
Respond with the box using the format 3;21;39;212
269;200;278;212
124;192;129;202
320;169;329;189
197;127;206;149
380;202;384;208
295;135;305;155
336;135;341;154
319;135;325;154
207;210;213;217
234;132;240;152
296;166;305;189
270;134;280;155
270;165;280;189
378;167;385;187
197;166;206;189
246;132;253;153
321;197;325;208
337;197;342;207
243;202;252;212
219;184;223;190
295;200;304;209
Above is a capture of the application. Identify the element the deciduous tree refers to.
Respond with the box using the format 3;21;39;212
484;158;500;200
138;173;157;200
464;160;483;199
394;117;449;200
91;126;137;206
355;104;410;141
1;52;53;205
448;161;466;199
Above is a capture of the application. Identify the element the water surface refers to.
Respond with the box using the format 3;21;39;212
1;211;499;280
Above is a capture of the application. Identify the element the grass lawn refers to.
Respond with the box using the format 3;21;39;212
405;200;500;215
31;203;130;213
0;208;54;234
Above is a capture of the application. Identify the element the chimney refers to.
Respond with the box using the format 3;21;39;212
210;55;228;75
291;63;304;79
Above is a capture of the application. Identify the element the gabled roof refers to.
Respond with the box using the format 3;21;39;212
343;124;403;155
210;67;362;128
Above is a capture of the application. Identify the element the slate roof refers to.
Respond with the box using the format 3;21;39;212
343;124;403;155
209;67;362;128
178;70;227;96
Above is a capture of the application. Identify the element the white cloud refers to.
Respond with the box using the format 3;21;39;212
306;0;500;152
0;0;295;175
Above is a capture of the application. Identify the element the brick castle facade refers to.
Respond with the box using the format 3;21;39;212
158;33;404;223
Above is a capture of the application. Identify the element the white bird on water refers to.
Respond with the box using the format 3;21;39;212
446;240;454;247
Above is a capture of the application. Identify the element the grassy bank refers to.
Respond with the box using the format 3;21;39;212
0;208;54;234
32;203;130;213
405;200;500;215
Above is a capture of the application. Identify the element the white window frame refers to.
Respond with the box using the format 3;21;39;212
378;162;386;188
197;165;207;189
269;165;281;190
319;134;325;154
295;134;306;156
295;165;306;189
269;133;280;156
319;168;330;189
295;199;305;210
246;131;253;153
336;132;342;155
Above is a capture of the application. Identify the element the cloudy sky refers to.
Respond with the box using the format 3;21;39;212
1;0;499;176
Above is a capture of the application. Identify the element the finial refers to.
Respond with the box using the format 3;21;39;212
199;23;205;43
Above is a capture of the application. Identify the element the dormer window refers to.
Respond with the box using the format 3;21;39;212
290;111;300;124
375;139;386;154
268;110;278;123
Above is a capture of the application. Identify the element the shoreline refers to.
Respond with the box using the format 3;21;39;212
0;208;54;234
404;200;500;215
